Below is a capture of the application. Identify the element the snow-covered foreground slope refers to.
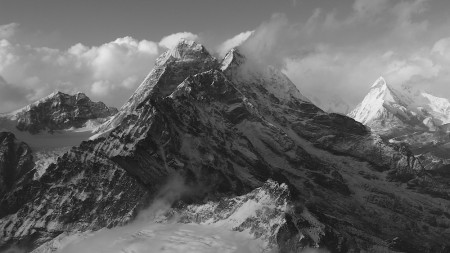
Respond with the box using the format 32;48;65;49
32;180;313;253
53;223;267;253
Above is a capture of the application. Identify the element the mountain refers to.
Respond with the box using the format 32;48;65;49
0;91;118;156
1;40;450;253
1;91;118;134
93;39;217;138
348;77;450;167
348;77;450;136
0;92;120;225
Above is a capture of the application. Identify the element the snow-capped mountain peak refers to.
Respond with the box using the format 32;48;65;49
371;76;387;88
93;39;217;137
347;77;395;126
349;77;450;135
220;48;245;71
156;39;212;66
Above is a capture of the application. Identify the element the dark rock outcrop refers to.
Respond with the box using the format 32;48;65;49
0;142;149;251
0;132;34;198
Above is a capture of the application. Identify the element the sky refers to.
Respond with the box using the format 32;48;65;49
0;0;450;113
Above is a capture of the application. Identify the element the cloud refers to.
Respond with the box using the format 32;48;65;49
0;23;19;39
233;0;450;113
384;53;440;85
0;0;447;114
282;41;446;113
0;34;159;112
432;37;450;61
158;32;199;49
58;174;206;253
0;26;207;113
0;245;28;253
217;30;253;57
283;47;387;111
239;14;291;66
0;76;32;112
352;0;389;16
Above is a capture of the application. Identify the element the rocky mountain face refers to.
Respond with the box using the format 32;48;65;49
93;39;217;138
1;91;118;134
0;132;34;199
1;40;450;253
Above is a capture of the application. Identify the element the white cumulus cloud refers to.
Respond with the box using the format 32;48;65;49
158;32;199;49
0;34;160;112
0;23;19;40
217;31;253;57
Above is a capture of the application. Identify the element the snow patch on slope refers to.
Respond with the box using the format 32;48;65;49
33;148;69;180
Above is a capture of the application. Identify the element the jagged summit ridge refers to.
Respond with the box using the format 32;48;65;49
371;76;387;88
94;40;319;140
8;91;109;115
93;39;218;136
131;39;216;101
220;48;245;72
94;40;312;137
157;39;211;64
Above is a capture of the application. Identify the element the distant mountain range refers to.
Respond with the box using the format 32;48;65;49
348;77;450;171
1;91;117;134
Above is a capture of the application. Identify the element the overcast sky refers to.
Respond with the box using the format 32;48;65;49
0;0;450;113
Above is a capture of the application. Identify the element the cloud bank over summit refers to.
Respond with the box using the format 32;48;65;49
1;0;450;113
231;0;450;112
158;32;199;49
0;29;159;112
